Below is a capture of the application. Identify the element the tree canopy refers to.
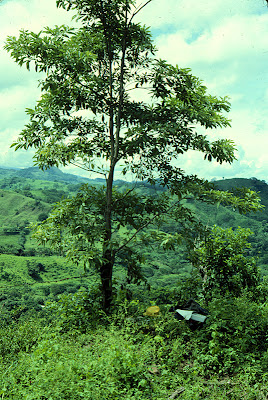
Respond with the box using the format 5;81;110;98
5;0;263;310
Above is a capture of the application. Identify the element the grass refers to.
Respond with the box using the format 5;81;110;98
0;303;268;400
0;189;51;229
0;254;91;316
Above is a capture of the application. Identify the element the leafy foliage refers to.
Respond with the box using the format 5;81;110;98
46;285;103;333
196;295;268;376
0;318;43;362
191;226;261;299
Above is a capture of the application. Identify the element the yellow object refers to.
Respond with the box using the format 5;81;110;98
143;305;160;316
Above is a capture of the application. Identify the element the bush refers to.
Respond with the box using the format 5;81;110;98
45;286;103;333
191;226;261;300
0;319;44;362
194;295;268;375
1;302;268;399
0;327;157;400
37;212;49;222
27;261;43;281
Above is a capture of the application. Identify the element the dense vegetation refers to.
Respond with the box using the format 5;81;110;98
0;168;267;311
1;0;268;397
0;167;267;398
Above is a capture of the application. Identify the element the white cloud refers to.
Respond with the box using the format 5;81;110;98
0;0;75;35
0;126;35;168
146;1;268;183
137;0;267;31
0;0;76;168
0;83;40;125
154;13;268;66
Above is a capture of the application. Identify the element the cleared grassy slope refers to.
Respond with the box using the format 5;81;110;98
0;189;51;227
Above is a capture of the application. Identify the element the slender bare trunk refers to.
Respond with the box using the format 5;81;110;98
100;248;114;310
101;164;115;311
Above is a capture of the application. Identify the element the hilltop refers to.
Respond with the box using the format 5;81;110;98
0;166;92;185
215;177;268;221
0;169;267;384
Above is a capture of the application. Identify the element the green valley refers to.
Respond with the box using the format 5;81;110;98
0;166;267;314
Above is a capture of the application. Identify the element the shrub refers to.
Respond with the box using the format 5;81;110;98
45;285;103;333
0;319;44;362
27;265;41;280
191;226;261;300
37;212;49;222
195;295;268;375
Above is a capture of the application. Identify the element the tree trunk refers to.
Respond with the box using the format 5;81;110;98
100;248;114;311
102;165;115;311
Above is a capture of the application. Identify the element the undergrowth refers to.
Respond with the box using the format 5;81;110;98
0;289;268;399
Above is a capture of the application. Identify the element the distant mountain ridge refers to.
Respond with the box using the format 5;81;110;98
1;166;267;186
214;177;268;223
0;166;93;184
0;167;267;207
0;166;267;205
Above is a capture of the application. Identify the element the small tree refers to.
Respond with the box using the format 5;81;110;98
5;0;262;310
191;226;261;301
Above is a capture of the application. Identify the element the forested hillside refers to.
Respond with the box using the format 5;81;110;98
0;167;267;314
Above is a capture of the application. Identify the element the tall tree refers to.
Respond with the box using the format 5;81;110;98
5;0;262;310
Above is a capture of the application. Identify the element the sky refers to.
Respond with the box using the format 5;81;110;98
0;0;267;182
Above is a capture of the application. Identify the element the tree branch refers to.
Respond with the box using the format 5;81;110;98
128;0;153;24
112;183;138;206
125;86;153;92
116;199;177;254
69;161;107;177
168;387;185;400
